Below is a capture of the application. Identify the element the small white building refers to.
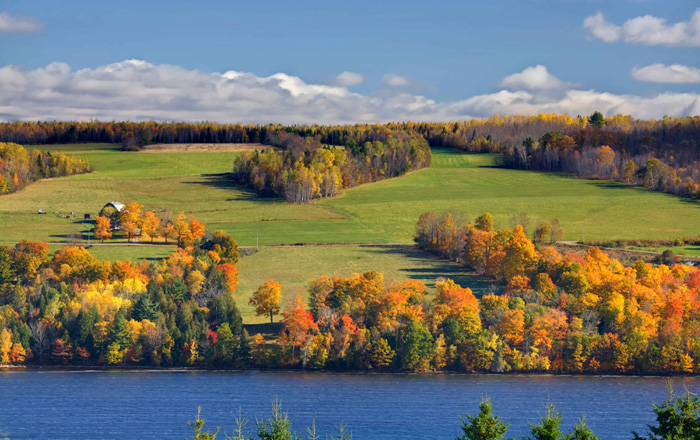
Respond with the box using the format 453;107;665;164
103;201;125;212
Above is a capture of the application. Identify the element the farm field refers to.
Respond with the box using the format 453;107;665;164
3;143;700;255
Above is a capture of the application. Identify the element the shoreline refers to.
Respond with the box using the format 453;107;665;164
2;364;698;378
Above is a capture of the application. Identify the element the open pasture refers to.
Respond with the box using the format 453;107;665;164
2;144;699;254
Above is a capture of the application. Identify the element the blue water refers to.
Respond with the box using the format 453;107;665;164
0;370;697;440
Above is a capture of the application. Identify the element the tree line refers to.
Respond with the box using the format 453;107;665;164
186;388;700;440
95;200;206;247
0;142;92;195
232;132;431;203
4;213;700;374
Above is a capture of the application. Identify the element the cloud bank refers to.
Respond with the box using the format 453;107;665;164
0;11;42;33
632;64;700;84
583;9;700;46
0;60;698;124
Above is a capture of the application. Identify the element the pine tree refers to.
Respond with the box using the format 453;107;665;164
256;398;296;440
457;398;509;440
565;416;598;440
110;311;130;349
132;293;158;321
632;386;700;440
239;329;252;367
525;403;564;440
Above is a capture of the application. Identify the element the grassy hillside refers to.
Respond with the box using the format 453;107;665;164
2;144;700;254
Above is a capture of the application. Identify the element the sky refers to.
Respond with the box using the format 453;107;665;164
0;0;698;124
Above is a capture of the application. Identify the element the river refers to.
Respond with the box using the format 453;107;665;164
0;370;697;439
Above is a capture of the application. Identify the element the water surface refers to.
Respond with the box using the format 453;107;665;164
0;370;696;440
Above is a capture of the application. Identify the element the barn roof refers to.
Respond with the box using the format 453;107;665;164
105;201;125;211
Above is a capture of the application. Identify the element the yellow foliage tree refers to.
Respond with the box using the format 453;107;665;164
250;279;282;323
94;216;112;242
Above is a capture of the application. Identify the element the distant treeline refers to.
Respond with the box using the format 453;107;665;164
232;131;431;202
0;142;92;195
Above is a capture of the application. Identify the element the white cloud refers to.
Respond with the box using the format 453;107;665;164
334;71;365;87
0;60;697;124
383;73;411;87
498;65;571;90
583;12;622;43
0;11;42;33
583;9;700;46
632;63;700;84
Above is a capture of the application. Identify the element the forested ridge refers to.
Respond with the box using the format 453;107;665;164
0;142;92;195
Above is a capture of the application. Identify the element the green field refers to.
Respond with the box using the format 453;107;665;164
3;144;700;253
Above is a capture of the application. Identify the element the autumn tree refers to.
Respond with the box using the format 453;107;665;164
10;240;49;281
499;225;536;280
174;212;191;246
475;212;495;232
250;280;282;323
119;201;143;243
367;337;395;369
201;230;239;264
281;295;319;361
140;210;160;242
94;216;112;242
534;221;551;244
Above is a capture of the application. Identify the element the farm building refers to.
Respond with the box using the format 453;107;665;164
103;202;125;212
99;201;125;225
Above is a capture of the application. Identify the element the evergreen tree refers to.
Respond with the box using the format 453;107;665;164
565;416;598;440
457;398;509;440
632;386;700;440
132;293;158;321
188;407;220;440
110;311;130;350
73;308;97;348
525;404;564;440
239;329;252;367
398;320;434;371
215;323;236;365
256;399;296;440
588;111;605;129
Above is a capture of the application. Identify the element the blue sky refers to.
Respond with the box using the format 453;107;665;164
0;0;698;123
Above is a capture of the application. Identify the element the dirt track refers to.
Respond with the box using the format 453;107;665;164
140;143;271;153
